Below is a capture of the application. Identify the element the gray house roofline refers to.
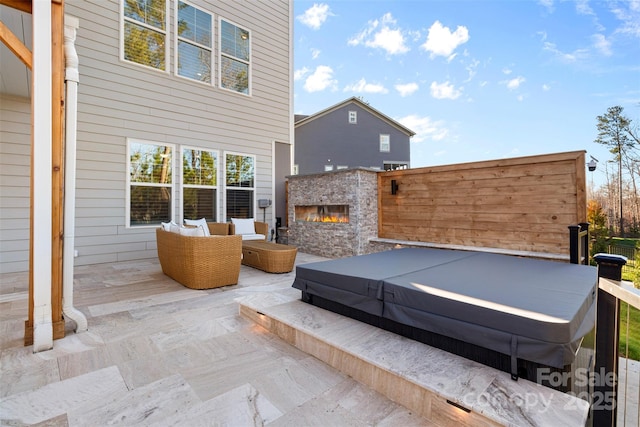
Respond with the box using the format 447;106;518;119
294;96;416;137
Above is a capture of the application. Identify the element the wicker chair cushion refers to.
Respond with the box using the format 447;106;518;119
184;218;210;236
178;225;206;236
231;218;255;235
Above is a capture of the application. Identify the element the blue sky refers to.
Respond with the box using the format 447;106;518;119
293;0;640;187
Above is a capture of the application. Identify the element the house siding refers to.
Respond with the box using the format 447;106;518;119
0;0;291;273
295;102;411;174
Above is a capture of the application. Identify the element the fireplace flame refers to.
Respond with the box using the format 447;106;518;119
304;214;349;223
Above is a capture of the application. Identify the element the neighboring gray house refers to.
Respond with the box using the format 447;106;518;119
294;97;414;175
0;0;292;273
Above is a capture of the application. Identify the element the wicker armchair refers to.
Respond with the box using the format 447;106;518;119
156;228;242;290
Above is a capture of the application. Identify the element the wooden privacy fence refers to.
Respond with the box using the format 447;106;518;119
378;151;587;257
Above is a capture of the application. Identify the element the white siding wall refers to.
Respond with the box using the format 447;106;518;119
0;95;31;273
0;0;291;271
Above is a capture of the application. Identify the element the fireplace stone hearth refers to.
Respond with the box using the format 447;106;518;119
287;168;379;258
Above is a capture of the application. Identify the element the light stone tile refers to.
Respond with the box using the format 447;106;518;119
267;394;367;427
56;346;113;380
0;353;60;398
181;349;290;402
0;366;127;425
88;289;205;317
159;383;282;427
105;335;159;366
66;373;200;426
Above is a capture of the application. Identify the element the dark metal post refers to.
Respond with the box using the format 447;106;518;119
579;222;590;265
593;253;627;427
569;225;580;264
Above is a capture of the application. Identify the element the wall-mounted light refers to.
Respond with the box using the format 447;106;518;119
391;179;398;195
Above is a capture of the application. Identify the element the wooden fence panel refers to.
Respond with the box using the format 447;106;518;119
378;151;587;256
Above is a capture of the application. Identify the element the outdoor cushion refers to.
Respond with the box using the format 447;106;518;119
231;218;255;235
178;225;206;237
241;233;266;241
184;218;211;236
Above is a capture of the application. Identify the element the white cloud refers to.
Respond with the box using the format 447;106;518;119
421;20;470;60
311;48;321;59
397;114;449;143
348;13;409;55
464;59;480;83
395;82;419;97
303;66;338;92
430;81;463;100
538;0;554;12
297;3;333;30
294;67;310;81
542;83;551;91
502;67;513;75
543;41;589;63
505;76;525;90
611;1;640;38
592;34;612;56
344;78;388;94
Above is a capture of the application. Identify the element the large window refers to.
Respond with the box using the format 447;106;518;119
127;140;174;226
176;1;212;83
219;19;250;95
225;153;255;218
123;0;168;71
182;147;218;221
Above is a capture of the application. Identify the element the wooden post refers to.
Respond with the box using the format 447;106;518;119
23;0;66;346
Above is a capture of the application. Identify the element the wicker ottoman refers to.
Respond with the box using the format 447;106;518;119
241;240;297;273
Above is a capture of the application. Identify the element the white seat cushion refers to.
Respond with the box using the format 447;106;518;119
184;218;210;236
241;233;265;241
231;218;256;235
178;225;206;237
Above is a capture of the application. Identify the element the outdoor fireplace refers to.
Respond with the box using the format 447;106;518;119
295;204;349;223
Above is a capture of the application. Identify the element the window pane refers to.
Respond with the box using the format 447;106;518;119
177;2;211;47
178;41;211;82
124;21;166;70
183;149;217;186
220;56;249;94
130;142;172;184
125;0;166;30
226;189;253;219
221;20;249;61
130;185;171;225
226;154;254;188
183;188;216;221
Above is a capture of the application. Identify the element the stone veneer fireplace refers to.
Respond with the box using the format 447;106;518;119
287;168;378;258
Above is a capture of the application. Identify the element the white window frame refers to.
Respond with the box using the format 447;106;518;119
293;164;299;175
223;151;256;221
348;111;357;124
219;17;251;96
126;138;175;228
181;146;220;222
121;0;170;73
336;165;348;170
174;0;214;85
379;134;390;152
324;165;334;171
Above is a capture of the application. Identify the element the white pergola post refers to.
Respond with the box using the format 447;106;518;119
32;0;53;353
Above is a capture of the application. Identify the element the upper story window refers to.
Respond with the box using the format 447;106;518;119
127;139;174;227
380;134;390;152
220;19;251;95
324;165;334;171
183;147;218;221
176;1;213;84
123;0;169;71
348;111;357;124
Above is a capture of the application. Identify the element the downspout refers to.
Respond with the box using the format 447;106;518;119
62;15;87;333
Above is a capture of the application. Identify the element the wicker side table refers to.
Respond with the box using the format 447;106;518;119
241;240;297;273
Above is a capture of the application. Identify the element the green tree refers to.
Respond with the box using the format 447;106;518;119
595;106;636;236
587;199;609;257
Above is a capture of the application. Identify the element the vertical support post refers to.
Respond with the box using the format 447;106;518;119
579;222;590;265
593;253;627;427
569;225;580;264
